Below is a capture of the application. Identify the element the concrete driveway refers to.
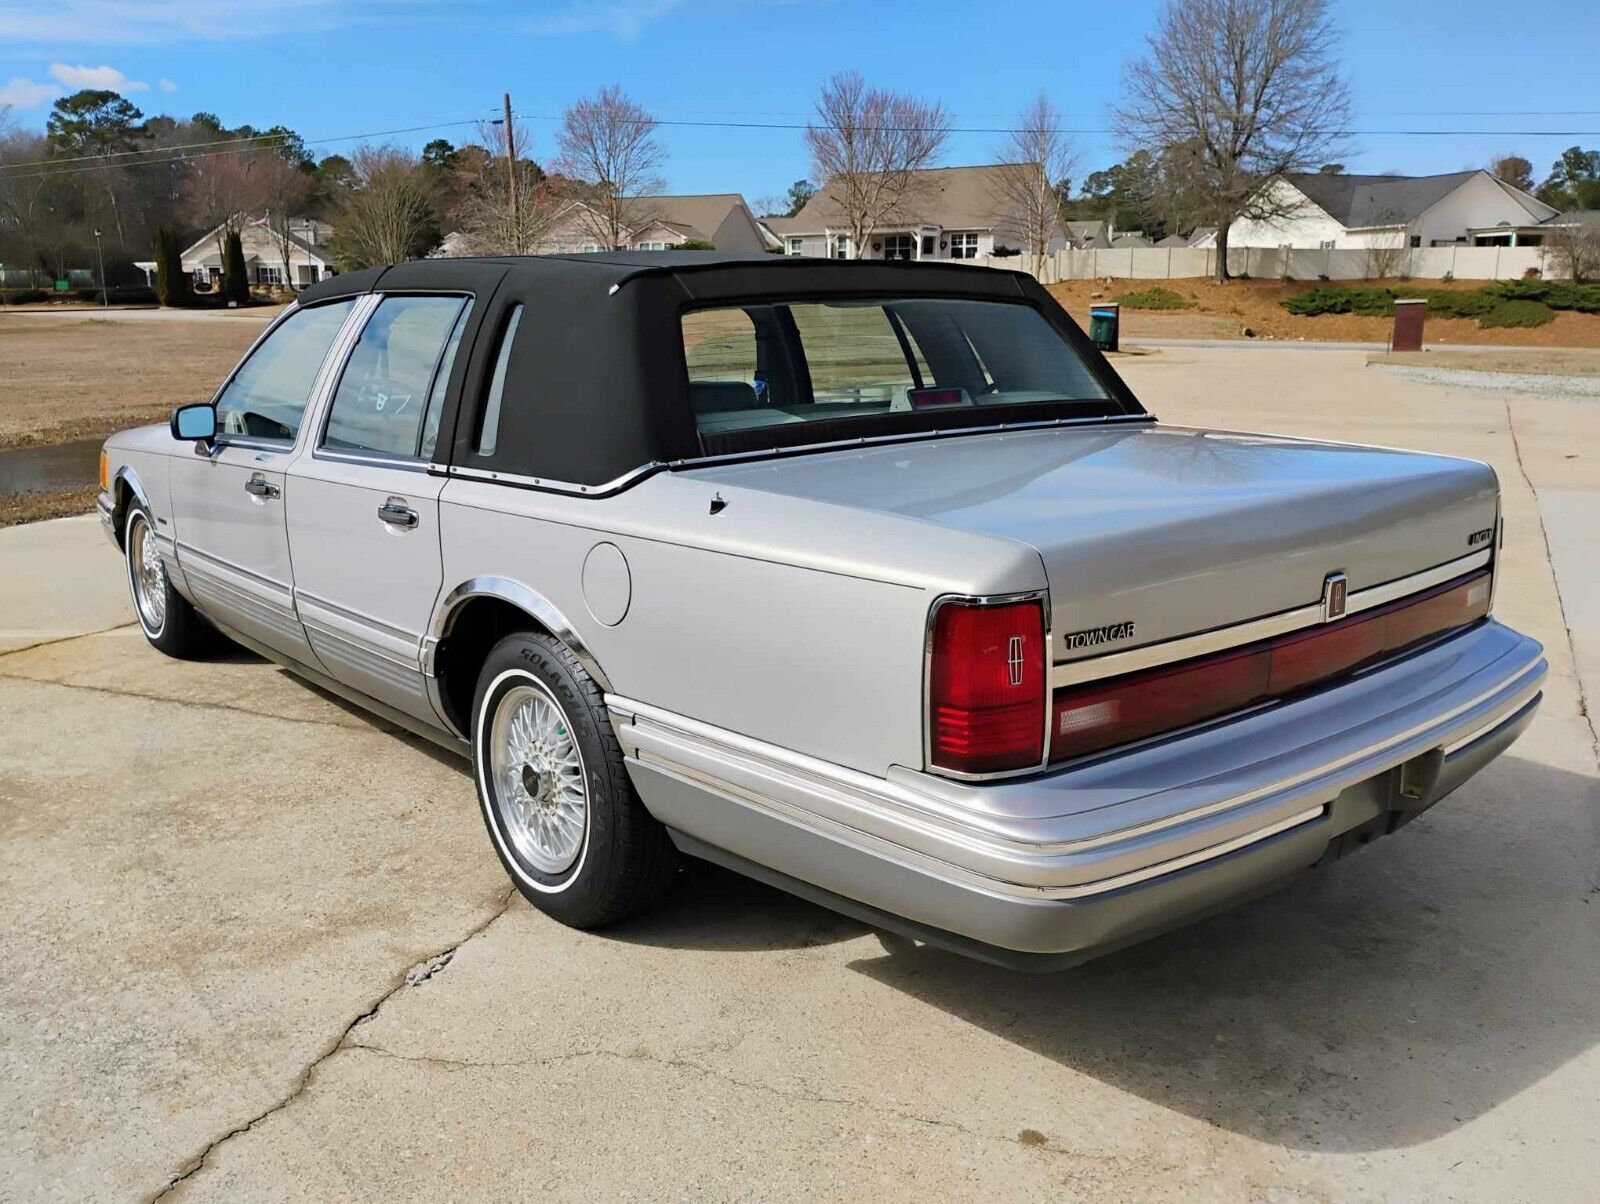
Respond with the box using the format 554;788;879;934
3;348;1596;1202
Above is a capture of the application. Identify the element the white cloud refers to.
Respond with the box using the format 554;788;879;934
525;0;682;40
0;77;59;109
49;63;149;91
158;78;178;93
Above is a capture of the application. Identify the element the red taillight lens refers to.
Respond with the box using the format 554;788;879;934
1050;570;1492;762
929;598;1045;775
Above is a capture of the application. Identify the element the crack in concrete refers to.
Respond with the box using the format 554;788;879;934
332;1040;1102;1163
0;671;396;734
0;621;136;660
1502;398;1600;761
147;886;517;1201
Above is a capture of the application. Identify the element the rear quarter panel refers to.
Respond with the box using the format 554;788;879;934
438;471;1046;776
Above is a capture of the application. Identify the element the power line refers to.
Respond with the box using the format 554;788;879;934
3;109;1595;184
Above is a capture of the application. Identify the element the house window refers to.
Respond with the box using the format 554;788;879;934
882;234;913;260
921;234;936;256
1319;239;1336;250
832;236;850;259
636;241;669;251
580;244;602;253
787;238;803;256
256;265;282;285
949;232;979;259
1409;235;1422;248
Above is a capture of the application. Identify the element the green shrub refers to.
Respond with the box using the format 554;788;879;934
1116;286;1194;310
1478;299;1555;328
1282;286;1396;316
1416;289;1497;319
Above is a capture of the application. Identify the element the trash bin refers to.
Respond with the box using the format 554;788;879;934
1392;298;1426;352
1089;303;1120;353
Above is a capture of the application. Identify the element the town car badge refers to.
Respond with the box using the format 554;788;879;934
1061;620;1137;650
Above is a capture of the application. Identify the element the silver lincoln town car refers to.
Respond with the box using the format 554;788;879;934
97;252;1546;969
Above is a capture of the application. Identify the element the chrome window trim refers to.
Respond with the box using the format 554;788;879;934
921;589;1052;783
434;413;1157;500
1050;548;1493;690
311;447;430;473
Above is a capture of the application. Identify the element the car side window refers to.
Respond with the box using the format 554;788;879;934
323;295;472;459
419;300;474;461
214;300;356;442
476;304;523;458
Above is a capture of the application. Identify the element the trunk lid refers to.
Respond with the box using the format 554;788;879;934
686;424;1498;663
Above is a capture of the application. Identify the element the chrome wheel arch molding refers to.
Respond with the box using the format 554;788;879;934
107;464;154;547
422;577;616;737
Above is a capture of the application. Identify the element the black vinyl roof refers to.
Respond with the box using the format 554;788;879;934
295;253;1142;491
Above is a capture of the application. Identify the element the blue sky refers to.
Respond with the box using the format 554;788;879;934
2;0;1597;205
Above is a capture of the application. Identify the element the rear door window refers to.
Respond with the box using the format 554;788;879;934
323;295;472;459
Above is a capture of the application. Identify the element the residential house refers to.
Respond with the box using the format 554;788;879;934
1228;170;1557;251
1467;208;1600;247
137;215;335;290
1062;219;1111;248
769;164;1068;261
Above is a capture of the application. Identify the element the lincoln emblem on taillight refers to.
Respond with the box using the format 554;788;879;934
1006;635;1025;686
1321;571;1348;622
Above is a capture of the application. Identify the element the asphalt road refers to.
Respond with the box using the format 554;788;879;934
2;348;1596;1202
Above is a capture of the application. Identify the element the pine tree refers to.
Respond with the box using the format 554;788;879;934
223;230;250;304
153;227;191;307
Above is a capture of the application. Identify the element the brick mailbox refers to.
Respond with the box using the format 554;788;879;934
1392;298;1427;352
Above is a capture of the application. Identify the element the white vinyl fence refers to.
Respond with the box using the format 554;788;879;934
977;245;1557;283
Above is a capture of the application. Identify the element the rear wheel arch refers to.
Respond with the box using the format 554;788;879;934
429;579;614;738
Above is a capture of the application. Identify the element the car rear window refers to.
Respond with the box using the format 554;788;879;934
681;297;1116;448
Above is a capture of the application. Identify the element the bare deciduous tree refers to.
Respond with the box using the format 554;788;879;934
989;92;1078;257
452;119;563;255
257;153;318;287
330;145;440;269
555;85;665;251
1549;214;1600;283
183;148;272;260
805;71;950;258
1114;0;1350;281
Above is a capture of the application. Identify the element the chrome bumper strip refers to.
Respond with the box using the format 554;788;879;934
1052;548;1492;689
610;623;1543;902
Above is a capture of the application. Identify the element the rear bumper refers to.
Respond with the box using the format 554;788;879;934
612;619;1544;968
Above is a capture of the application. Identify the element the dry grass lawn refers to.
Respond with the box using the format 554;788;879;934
0;315;265;451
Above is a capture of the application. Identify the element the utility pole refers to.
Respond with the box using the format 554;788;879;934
503;92;521;253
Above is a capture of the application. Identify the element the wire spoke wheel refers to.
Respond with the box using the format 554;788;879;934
488;681;589;874
128;514;167;635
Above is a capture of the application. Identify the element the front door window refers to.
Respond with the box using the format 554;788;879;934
213;300;356;443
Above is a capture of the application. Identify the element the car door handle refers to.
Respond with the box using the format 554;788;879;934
378;500;419;529
244;476;280;499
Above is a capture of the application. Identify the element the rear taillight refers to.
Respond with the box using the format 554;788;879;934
1050;570;1492;762
928;597;1045;775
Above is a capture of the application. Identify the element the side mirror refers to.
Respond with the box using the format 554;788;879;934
170;403;217;443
